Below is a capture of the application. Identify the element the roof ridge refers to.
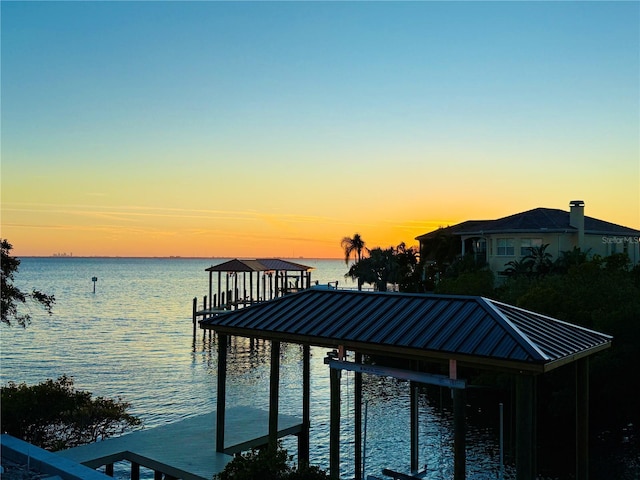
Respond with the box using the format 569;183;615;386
488;298;613;339
479;297;550;361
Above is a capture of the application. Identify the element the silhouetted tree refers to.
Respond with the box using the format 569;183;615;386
340;233;366;265
345;243;420;292
1;239;55;327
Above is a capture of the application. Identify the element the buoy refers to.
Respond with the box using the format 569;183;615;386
92;276;98;293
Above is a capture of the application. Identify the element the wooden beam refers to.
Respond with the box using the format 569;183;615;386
269;340;281;448
216;334;228;452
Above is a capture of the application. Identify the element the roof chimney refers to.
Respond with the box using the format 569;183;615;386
569;200;585;248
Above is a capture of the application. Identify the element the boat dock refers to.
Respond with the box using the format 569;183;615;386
58;407;303;480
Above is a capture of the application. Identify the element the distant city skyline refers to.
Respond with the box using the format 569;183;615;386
2;1;638;258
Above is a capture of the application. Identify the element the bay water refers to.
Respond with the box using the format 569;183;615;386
2;257;510;479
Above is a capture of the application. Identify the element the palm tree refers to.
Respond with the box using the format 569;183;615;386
341;233;366;265
524;243;553;277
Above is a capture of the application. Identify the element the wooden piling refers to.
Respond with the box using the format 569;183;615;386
192;297;197;341
216;334;228;452
269;341;281;448
329;366;341;478
354;352;363;480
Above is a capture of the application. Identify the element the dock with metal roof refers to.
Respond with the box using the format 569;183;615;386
200;287;612;480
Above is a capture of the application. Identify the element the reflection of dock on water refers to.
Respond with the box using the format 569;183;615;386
192;258;315;321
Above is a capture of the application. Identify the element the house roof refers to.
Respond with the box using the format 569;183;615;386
416;207;640;239
200;288;612;374
205;259;314;273
415;220;490;241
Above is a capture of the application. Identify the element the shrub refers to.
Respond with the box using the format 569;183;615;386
1;375;141;451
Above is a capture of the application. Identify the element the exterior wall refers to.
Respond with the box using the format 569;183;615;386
462;232;640;276
597;233;640;265
481;233;577;274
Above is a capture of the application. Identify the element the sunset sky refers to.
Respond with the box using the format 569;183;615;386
2;1;638;258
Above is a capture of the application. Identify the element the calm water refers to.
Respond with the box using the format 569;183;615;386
2;257;511;479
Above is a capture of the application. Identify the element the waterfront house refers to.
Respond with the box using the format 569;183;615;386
416;200;640;276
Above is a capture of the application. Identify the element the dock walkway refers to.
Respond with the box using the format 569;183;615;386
58;407;303;480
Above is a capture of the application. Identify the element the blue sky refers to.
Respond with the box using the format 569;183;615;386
2;1;639;257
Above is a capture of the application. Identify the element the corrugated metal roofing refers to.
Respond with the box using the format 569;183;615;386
200;288;612;373
205;259;314;273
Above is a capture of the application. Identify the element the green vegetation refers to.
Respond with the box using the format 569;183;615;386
1;238;55;327
1;375;141;451
214;444;335;480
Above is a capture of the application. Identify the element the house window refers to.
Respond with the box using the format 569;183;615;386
520;238;543;256
496;238;515;256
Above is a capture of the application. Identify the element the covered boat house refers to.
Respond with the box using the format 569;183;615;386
200;287;612;480
198;258;314;314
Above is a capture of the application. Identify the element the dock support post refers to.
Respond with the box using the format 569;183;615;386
105;464;114;477
131;462;140;480
410;380;419;473
216;333;228;452
192;297;197;341
576;357;589;480
354;352;363;480
453;387;466;480
299;344;311;467
269;340;281;448
329;366;341;479
516;374;536;480
208;270;213;312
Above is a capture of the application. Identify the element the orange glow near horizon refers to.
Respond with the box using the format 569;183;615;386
3;196;639;258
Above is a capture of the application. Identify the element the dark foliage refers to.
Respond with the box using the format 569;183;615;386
214;444;335;480
1;376;141;451
345;242;420;293
1;239;55;327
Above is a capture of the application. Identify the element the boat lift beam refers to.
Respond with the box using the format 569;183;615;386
325;354;467;480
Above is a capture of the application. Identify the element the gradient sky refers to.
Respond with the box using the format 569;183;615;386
2;1;639;258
